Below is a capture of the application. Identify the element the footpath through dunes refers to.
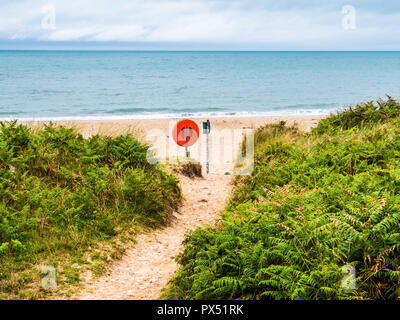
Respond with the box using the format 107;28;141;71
76;173;232;300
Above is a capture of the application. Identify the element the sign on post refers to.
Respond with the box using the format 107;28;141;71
203;120;211;134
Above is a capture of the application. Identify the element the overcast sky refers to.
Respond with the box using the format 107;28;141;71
1;0;399;50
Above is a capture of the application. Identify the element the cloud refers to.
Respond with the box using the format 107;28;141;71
1;0;400;49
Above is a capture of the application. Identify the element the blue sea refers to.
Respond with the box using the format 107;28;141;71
1;51;400;120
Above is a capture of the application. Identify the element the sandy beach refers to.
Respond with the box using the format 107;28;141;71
26;115;324;138
25;116;324;175
70;115;323;300
3;0;400;302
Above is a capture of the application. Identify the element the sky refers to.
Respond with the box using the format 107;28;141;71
0;0;400;50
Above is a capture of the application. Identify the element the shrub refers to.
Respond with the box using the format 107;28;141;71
177;161;203;178
312;96;400;135
165;99;400;300
0;122;181;297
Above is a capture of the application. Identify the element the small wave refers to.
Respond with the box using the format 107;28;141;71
2;108;337;122
170;107;226;113
267;103;338;111
0;111;22;115
105;107;169;114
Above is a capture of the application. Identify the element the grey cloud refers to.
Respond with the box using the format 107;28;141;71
0;0;400;49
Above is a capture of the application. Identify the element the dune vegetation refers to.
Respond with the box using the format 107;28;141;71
0;122;181;299
165;98;400;300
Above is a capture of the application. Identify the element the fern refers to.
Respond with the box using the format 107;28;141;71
164;98;400;300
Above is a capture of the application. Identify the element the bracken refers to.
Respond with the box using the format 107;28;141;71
164;98;400;300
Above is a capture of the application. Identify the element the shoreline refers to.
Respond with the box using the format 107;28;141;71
3;111;333;122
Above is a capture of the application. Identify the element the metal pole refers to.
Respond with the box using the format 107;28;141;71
185;127;189;157
206;129;209;174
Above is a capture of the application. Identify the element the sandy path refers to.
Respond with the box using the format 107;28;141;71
77;174;232;300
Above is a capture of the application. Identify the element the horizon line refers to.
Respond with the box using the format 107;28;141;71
1;49;400;52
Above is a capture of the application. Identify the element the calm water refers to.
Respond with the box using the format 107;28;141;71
1;51;400;120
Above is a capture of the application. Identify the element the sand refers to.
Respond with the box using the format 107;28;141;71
28;116;324;175
27;115;323;138
77;174;232;300
34;115;323;300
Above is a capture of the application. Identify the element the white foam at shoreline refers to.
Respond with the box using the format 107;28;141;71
0;109;338;122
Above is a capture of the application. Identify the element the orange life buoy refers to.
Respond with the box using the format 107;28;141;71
172;119;200;147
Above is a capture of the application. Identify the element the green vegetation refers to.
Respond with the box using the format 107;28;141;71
165;98;400;300
313;96;400;135
0;122;181;298
175;160;203;178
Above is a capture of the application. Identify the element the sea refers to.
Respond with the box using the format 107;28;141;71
1;51;400;121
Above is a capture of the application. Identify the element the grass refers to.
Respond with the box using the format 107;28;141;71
0;121;181;299
164;98;400;300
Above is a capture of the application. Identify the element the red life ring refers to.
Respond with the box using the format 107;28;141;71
172;119;200;147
